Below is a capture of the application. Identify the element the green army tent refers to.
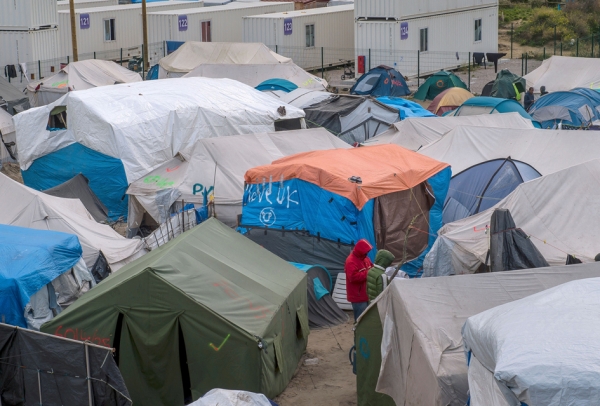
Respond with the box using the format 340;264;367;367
42;218;308;405
413;71;468;101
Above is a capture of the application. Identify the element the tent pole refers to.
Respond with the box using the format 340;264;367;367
38;369;43;404
142;0;149;78
510;23;513;59
417;50;420;88
468;52;471;91
85;342;93;406
69;0;78;62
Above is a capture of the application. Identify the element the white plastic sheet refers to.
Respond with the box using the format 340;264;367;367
14;77;305;184
463;277;600;406
424;159;600;277
188;389;272;406
524;56;600;92
364;113;534;151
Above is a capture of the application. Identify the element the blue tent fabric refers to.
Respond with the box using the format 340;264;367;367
290;263;333;293
442;159;541;225
241;170;450;277
456;96;541;127
376;97;436;119
0;225;82;328
312;278;329;300
255;79;298;93
351;66;410;97
22;143;129;221
402;166;451;277
529;91;600;129
166;41;185;54
147;64;159;80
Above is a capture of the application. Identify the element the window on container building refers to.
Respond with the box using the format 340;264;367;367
419;28;428;52
103;18;116;42
201;21;211;42
474;19;482;42
305;24;315;48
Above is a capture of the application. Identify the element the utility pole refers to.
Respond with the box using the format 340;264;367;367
142;0;149;78
69;0;78;62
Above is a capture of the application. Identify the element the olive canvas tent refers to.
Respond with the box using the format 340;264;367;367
356;262;600;406
413;71;468;101
363;113;534;151
42;218;309;405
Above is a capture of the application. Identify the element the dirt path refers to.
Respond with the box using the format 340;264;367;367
275;315;357;406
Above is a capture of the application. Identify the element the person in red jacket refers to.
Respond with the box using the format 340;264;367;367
345;239;373;322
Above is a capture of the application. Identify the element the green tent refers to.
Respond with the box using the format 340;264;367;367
355;303;395;406
491;69;526;100
413;71;468;101
42;218;308;405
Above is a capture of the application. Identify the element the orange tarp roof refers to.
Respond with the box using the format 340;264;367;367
245;144;450;209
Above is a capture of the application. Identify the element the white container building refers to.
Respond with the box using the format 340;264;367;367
243;5;354;70
57;0;120;12
148;2;293;45
0;0;57;30
57;1;204;59
0;29;60;78
354;0;498;77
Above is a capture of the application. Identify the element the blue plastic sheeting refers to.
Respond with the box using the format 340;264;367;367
166;41;185;54
442;159;541;224
571;88;600;105
351;66;411;97
0;224;82;327
242;179;376;261
402;166;451;277
22;143;129;221
312;278;329;300
290;262;333;293
529;91;600;128
147;64;159;80
255;79;298;93
376;97;436;119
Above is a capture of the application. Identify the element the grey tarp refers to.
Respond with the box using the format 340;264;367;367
365;262;600;406
44;174;109;223
305;95;398;144
489;208;548;272
0;77;29;114
463;277;600;406
0;323;130;405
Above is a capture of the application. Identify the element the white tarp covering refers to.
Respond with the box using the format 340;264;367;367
126;128;349;228
524;56;600;92
424;159;600;277
184;63;327;90
26;60;142;107
14;77;305;183
419;125;600;175
189;389;272;406
0;173;146;270
158;42;291;78
371;262;600;406
278;88;334;108
363;113;535;151
463;277;600;406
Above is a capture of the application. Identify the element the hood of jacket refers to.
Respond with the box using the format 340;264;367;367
352;239;373;259
374;249;395;268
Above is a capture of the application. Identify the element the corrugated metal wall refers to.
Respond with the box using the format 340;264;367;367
58;1;204;56
56;0;120;12
355;6;498;76
355;0;498;20
148;2;293;44
0;29;59;70
0;0;57;30
243;5;354;70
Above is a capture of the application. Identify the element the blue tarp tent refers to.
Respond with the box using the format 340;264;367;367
376;97;436;119
0;225;82;327
454;96;541;127
22;143;129;221
351;65;410;97
529;90;600;129
443;158;541;224
256;79;298;93
238;145;450;277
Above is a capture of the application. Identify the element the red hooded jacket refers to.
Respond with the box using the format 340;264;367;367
345;239;373;303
